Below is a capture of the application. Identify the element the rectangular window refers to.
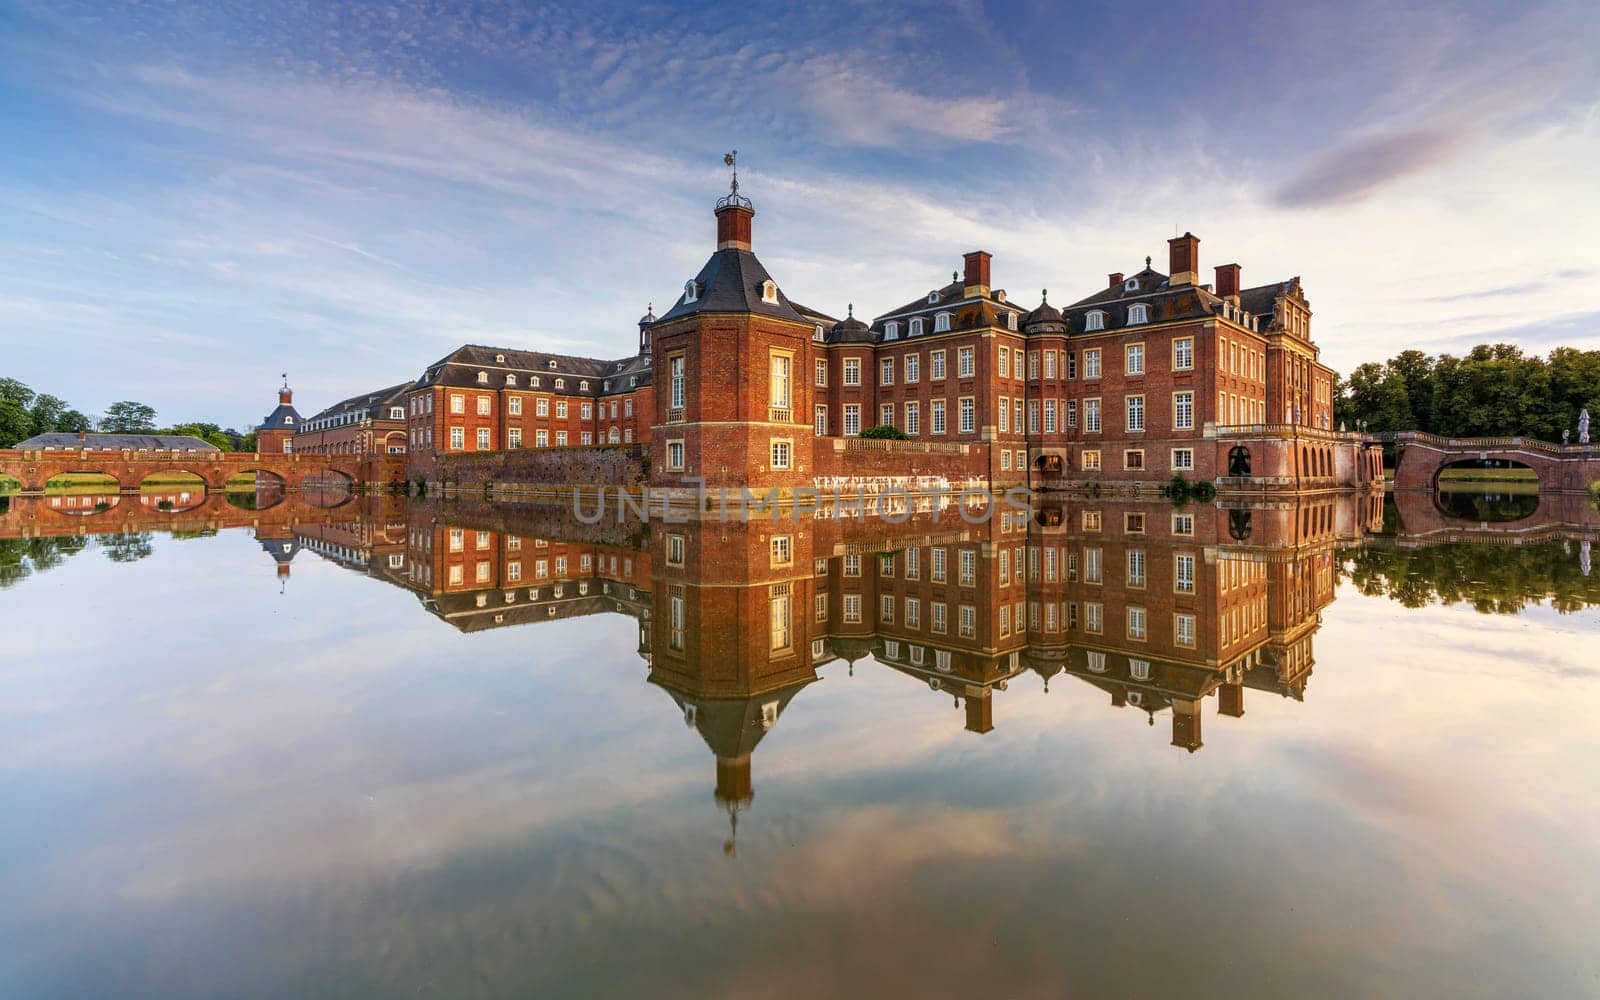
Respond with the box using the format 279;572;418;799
959;605;976;638
815;405;828;436
843;358;861;386
1002;450;1011;470
1174;337;1194;370
1085;547;1102;583
474;395;490;416
450;394;465;414
1172;512;1195;535
1086;602;1103;634
959;397;974;434
771;440;791;469
770;593;792;651
475;428;491;450
1175;554;1196;593
536;397;549;417
931;602;947;635
880;594;895;623
1084;398;1101;433
508;428;522;449
666;439;685;471
449;426;464;450
998;397;1009;433
1126;395;1145;432
931;400;946;435
1028;352;1040;380
1127;607;1147;641
1125;512;1145;534
1171;448;1194;470
556;431;567;446
815;358;827;387
880;403;894;427
1124;449;1145;470
843;404;861;436
931;547;947;583
580;402;592;421
815;593;828;621
958;347;974;378
1081;449;1101;471
509;396;522;416
1044;400;1057;434
1174;391;1194;431
1175;612;1196;647
843;594;861;624
771;354;792;408
770;535;793;565
905;402;920;436
959;549;976;586
1126;343;1145;376
1066;400;1078;428
556;401;568;419
1084;349;1102;379
536;429;548;447
881;358;895;386
1028;401;1040;434
1067;352;1077;379
1044;350;1057;380
905;597;921;627
998;349;1010;378
1127;549;1146;588
931;350;946;381
905;354;920;383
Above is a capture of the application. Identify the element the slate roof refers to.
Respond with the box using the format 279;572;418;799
655;248;808;325
15;432;221;452
415;344;651;397
653;676;818;759
257;402;303;432
304;381;416;425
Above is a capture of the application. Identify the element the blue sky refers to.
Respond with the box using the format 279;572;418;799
1;0;1597;428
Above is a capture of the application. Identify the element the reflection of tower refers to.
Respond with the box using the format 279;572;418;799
647;519;819;851
257;529;298;591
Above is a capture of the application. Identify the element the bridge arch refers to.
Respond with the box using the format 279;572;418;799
138;470;208;512
1432;456;1540;492
224;469;288;510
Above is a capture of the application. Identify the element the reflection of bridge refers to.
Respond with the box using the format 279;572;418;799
0;492;381;540
1392;431;1600;492
0;448;403;493
1382;488;1600;547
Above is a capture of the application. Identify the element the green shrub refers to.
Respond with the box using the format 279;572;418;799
859;424;910;440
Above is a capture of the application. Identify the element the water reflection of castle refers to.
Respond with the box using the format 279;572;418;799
275;493;1384;837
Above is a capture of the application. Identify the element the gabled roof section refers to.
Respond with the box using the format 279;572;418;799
256;403;303;432
414;344;649;394
306;381;416;422
1068;267;1169;308
655;248;807;324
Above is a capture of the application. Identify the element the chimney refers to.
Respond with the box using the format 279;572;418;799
279;386;293;405
963;250;992;297
78;428;87;444
1215;263;1242;299
1168;232;1200;285
1108;272;1124;289
715;200;753;251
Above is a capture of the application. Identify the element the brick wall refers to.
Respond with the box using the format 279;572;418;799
416;444;647;490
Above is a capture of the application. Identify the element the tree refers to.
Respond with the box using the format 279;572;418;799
101;401;157;433
165;422;234;451
28;394;69;437
859;424;910;440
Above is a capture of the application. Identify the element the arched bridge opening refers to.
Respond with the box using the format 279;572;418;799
42;473;121;516
1433;457;1541;492
138;471;208;512
224;470;288;511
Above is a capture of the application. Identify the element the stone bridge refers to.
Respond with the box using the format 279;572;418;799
1381;488;1600;547
1391;431;1600;493
0;448;404;494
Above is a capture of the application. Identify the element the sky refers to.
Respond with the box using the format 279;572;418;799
1;0;1597;430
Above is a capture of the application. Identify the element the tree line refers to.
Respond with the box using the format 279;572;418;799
1335;344;1600;442
0;378;255;451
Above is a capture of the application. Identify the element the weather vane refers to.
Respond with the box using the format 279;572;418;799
716;149;751;209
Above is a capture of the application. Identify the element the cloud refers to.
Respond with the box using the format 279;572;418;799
1270;127;1483;208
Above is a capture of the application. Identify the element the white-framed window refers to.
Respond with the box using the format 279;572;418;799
1006;312;1018;331
813;323;825;342
931;547;947;582
556;401;568;419
881;358;895;386
1171;447;1194;470
770;354;792;409
1127;607;1148;641
815;405;828;436
959;397;974;434
761;279;778;303
884;321;900;340
906;354;921;383
770;535;793;565
1084;398;1101;433
683;279;698;303
910;317;925;336
843;404;861;436
509;428;522;449
998;349;1010;378
666;439;685;471
1124;448;1145;470
931;602;947;634
815;358;827;387
670;355;686;410
1128;303;1149;324
449;426;464;450
1085;310;1105;332
931;350;946;381
881;402;894;427
934;312;951;332
1175;612;1196;647
1175;553;1196;593
1084;348;1102;379
959;548;976;586
536;397;549;417
1044;351;1057;380
998;397;1009;433
770;440;791;469
958;346;974;378
843;594;862;623
450;393;465;414
1044;400;1057;434
389;406;405;420
1174;336;1194;370
959;604;976;638
536;429;548;447
905;597;921;627
1128;549;1147;588
1172;512;1195;535
477;370;489;384
508;396;522;416
1126;343;1145;376
843;358;861;386
1174;391;1194;431
931;400;946;435
1126;394;1145;432
1086;602;1103;634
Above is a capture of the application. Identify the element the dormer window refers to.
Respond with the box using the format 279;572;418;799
1128;303;1150;324
531;376;540;387
555;378;565;389
813;324;825;342
928;291;939;304
506;373;517;385
884;321;900;340
1085;310;1106;332
910;317;924;336
579;380;588;391
1124;278;1139;293
1006;312;1018;331
760;279;778;304
477;371;489;384
603;381;610;391
684;280;699;304
495;354;506;363
995;290;1007;303
547;360;557;370
934;312;951;333
630;376;637;386
284;416;294;425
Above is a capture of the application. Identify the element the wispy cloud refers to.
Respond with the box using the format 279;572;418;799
1270;127;1482;208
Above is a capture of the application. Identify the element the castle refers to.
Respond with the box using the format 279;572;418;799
321;168;1382;493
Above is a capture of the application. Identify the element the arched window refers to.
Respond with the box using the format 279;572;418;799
934;312;952;332
547;360;557;369
579;380;588;391
928;291;939;304
1127;303;1149;324
1124;277;1139;293
1006;312;1018;331
555;378;565;389
495;354;506;363
1085;310;1106;332
1229;509;1253;540
814;324;825;342
761;279;778;304
477;371;489;384
684;280;699;304
910;317;924;336
505;374;517;385
1228;446;1252;477
884;321;900;340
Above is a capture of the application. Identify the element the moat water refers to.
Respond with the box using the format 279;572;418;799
1;489;1597;998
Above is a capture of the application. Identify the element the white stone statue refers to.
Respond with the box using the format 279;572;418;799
1583;541;1591;578
1579;409;1591;444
